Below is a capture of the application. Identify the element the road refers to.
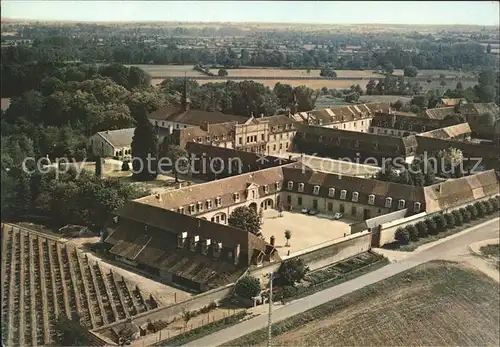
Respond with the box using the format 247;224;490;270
184;218;499;347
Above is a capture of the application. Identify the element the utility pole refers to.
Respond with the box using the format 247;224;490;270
267;272;274;347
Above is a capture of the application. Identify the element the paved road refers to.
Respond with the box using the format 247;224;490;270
184;218;499;347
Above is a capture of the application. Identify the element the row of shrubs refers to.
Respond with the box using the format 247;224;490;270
395;196;500;245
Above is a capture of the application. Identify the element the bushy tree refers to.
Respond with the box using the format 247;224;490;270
121;160;130;171
460;207;471;223
433;214;447;232
406;224;419;242
453;210;464;226
474;201;487;217
395;227;410;245
218;68;228;77
276;258;309;287
444;213;455;228
466;204;478;220
490;197;500;211
425;217;438;235
416;221;428;238
320;68;337;78
228;206;262;236
131;106;158;182
158;140;189;182
235;276;261;299
403;66;418;77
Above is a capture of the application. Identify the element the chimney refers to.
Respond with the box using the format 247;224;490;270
260;113;264;118
270;236;275;247
233;244;240;265
177;231;188;248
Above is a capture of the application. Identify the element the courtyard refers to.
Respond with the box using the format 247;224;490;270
260;209;354;257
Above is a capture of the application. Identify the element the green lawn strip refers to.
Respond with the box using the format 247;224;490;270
287;256;390;301
221;260;497;347
385;215;499;252
153;311;247;347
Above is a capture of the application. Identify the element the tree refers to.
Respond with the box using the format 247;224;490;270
487;44;492;54
284;230;292;247
228;206;262;236
483;200;493;215
182;308;193;328
460;207;471;223
395;227;410;245
293;85;319;112
276;258;309;287
453;209;464;226
466;204;478;220
489;197;499;211
158;139;189;182
121;160;130;171
406;224;419;242
320;68;337;78
235;276;261;299
95;156;103;178
440;80;447;87
436;147;464;177
53;314;92;346
474;201;487;217
433;214;447;232
416;221;428;238
130;106;158;181
383;62;395;75
345;92;360;103
425;217;438;235
218;68;228;77
403;66;418;77
444;213;455;228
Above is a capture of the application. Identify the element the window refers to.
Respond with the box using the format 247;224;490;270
328;188;335;197
251;190;255;199
178;207;184;214
197;202;204;212
327;202;333;211
273;144;276;151
361;121;364;126
413;202;421;212
264;185;269;194
233;193;240;202
273;135;276;140
155;121;158;126
197;137;202;142
246;136;250;143
206;200;213;209
421;126;426;132
339;204;345;213
352;192;359;202
385;197;393;208
368;194;375;205
215;197;222;207
297;196;302;205
261;134;265;141
275;181;281;190
286;142;289;149
287;195;292;204
176;124;179;129
279;143;283;150
351;206;357;216
189;204;195;214
313;185;320;195
206;136;210;142
239;137;243;145
340;190;347;200
298;183;305;192
287;181;294;190
398;199;406;209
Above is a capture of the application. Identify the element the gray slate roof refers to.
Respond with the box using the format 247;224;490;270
98;128;135;148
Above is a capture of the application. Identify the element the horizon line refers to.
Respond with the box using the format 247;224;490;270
2;17;499;28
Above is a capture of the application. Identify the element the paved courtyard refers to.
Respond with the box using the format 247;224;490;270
260;209;354;256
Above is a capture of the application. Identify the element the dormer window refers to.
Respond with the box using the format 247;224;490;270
398;199;406;209
368;194;375;205
189;204;195;214
206;136;210;142
385;197;393;208
413;202;421;212
197;202;204;212
264;185;269;194
298;183;305;192
233;192;240;202
215;197;222;207
313;185;320;195
197;137;202;142
408;124;413;131
178;207;185;214
275;181;281;190
206;200;213;209
328;188;335;197
340;190;347;200
421;126;426;132
352;192;359;202
287;181;294;190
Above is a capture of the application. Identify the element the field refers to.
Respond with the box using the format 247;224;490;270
225;261;500;347
0;224;165;346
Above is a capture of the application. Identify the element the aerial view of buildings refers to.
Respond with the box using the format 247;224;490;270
1;1;499;346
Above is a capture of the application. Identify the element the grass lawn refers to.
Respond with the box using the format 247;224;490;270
223;261;500;347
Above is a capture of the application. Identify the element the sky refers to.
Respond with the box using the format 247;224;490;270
1;1;499;26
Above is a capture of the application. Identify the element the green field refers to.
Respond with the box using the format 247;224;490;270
224;261;500;347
